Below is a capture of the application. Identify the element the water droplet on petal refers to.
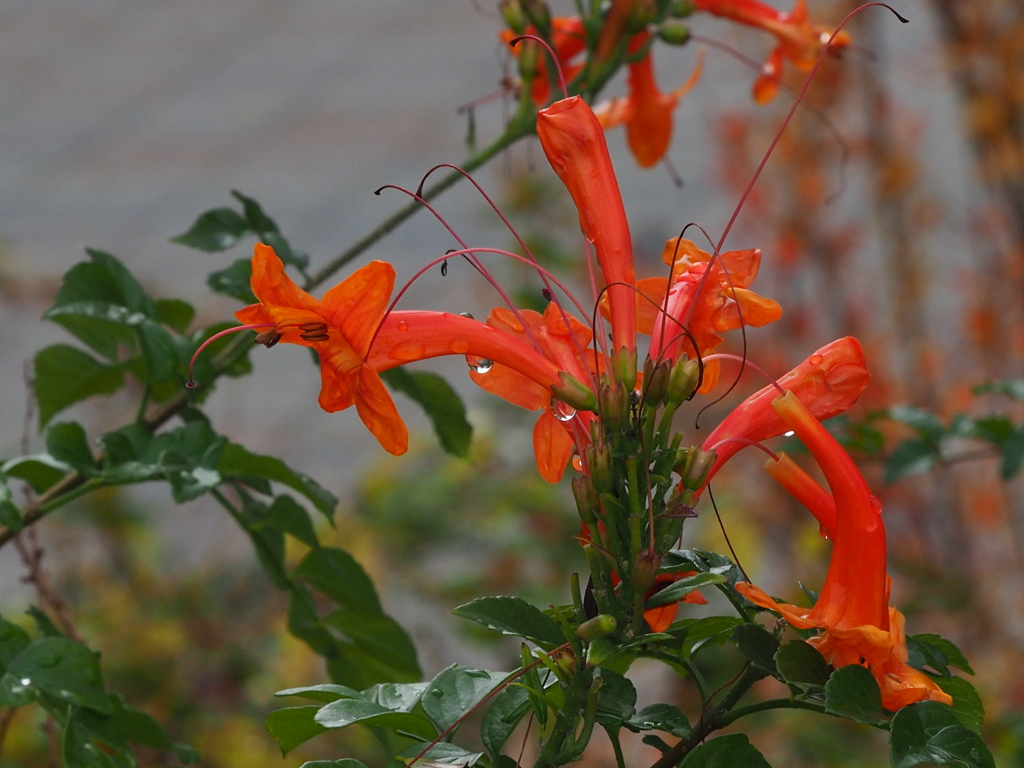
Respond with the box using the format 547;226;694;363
808;354;824;365
448;338;470;354
819;525;830;540
572;455;583;472
458;312;474;320
467;355;493;374
550;398;576;422
390;340;427;362
784;430;795;437
397;320;409;333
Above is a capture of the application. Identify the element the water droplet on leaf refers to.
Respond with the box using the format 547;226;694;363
39;653;60;668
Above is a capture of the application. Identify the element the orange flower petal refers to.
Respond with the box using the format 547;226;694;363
320;260;395;358
471;362;550;411
250;243;322;314
353;363;408;456
533;410;575;483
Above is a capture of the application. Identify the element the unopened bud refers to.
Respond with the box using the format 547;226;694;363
680;446;716;492
626;0;656;33
586;442;614;495
667;356;700;403
517;39;540;83
642;356;671;405
576;614;618;642
522;0;552;36
586;638;618;667
657;22;691;45
670;0;695;18
555;648;577;675
611;346;637;390
631;551;661;593
599;381;629;432
572;476;599;524
551;371;597;413
500;0;528;34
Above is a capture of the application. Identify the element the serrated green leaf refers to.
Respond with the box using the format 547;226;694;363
396;742;484;766
34;344;125;428
669;616;744;648
380;368;473;457
314;698;437;740
362;682;429;712
137;319;180;383
206;259;257;303
45;421;96;475
0;500;22;533
68;693;199;764
824;665;887;725
679;734;772;767
155;298;195;334
731;624;780;676
645;573;726;609
888;406;945;441
172;208;249;252
1000;426;1024;479
481;684;530;762
295;547;381;614
262;231;309;270
885;438;940;484
218;443;336;519
421;666;507;732
266;706;327;756
6;636;110;714
890;701;994;768
322;608;420;683
937;677;985;735
298;761;369;768
452;596;565;647
231;190;279;235
595;668;637;727
774;640;832;687
625;703;692;738
0;618;30;669
275;684;363;704
910;634;975;675
2;454;73;494
262;495;319;548
973;379;1024;399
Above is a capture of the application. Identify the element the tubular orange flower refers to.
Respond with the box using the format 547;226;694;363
693;0;851;104
235;243;408;455
735;392;952;711
648;237;780;391
452;303;599;483
593;36;704;168
700;336;871;486
537;95;637;360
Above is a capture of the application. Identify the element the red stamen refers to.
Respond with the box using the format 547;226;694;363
186;323;275;389
510;34;569;100
702;353;785;396
703;437;781;468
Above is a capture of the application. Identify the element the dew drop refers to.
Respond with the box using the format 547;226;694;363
458;312;474;320
819;525;830;541
572;455;583;472
808;354;824;365
19;678;30;687
784;430;795;437
550;398;576;422
397;320;409;333
39;653;60;668
390;340;427;362
448;338;470;354
467;355;493;374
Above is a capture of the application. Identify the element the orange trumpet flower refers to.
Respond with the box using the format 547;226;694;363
735;392;952;711
693;0;851;104
593;36;704;168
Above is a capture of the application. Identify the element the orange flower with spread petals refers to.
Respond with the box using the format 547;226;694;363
735;391;952;711
236;243;409;455
593;36;704;168
694;0;851;104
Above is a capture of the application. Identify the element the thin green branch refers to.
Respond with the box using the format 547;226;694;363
720;698;827;727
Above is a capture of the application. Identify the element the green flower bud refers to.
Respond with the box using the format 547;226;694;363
586;638;618;667
576;614;618;642
599;381;629;432
670;0;695;18
500;0;528;34
551;371;598;413
586;442;614;495
667;356;700;404
657;21;690;45
572;476;599;524
522;0;552;35
680;446;716;492
630;551;661;593
642;356;671;405
611;346;638;390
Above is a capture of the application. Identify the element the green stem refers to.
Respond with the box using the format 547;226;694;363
607;727;627;768
533;668;592;768
303;117;534;292
720;698;827;726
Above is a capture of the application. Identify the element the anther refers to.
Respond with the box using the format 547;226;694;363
255;330;282;348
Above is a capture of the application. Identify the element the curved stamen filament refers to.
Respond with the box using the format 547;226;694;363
704;436;780;464
702;353;785;396
509;34;569;101
187;323;275;388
